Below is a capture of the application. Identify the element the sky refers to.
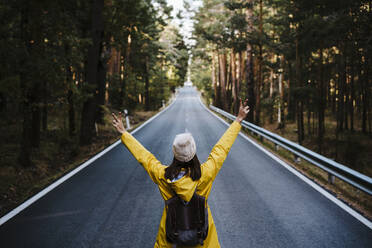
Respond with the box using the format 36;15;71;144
166;0;202;47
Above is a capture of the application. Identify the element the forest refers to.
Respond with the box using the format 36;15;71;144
0;0;188;214
191;0;372;177
0;0;188;166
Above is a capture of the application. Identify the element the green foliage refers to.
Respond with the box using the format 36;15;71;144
192;0;372;170
0;0;189;166
190;55;213;102
159;24;189;89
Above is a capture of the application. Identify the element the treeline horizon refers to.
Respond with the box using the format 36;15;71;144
0;0;188;167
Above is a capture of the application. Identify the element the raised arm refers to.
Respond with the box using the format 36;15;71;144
204;99;250;180
112;112;164;184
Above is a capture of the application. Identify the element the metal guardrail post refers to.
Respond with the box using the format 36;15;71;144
294;155;301;164
124;109;130;130
275;144;280;151
328;174;335;184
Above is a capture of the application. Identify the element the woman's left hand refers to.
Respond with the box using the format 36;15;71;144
236;98;250;123
112;112;126;134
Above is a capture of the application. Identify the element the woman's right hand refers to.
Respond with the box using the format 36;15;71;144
112;112;126;134
236;99;250;123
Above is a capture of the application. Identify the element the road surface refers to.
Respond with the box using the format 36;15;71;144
1;87;371;247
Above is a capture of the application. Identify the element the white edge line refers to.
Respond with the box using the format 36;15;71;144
0;93;178;226
198;96;372;230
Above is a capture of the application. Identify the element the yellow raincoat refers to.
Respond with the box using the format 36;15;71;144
121;121;241;247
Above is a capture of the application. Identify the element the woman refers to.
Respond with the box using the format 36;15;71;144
112;99;249;247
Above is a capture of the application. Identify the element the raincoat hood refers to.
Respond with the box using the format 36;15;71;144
166;172;198;202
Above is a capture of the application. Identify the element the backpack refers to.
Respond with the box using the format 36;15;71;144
165;188;209;246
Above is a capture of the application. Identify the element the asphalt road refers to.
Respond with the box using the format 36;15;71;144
1;87;371;248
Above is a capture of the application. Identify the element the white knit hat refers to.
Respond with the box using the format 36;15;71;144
172;133;196;162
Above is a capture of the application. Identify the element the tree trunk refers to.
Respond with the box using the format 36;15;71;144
65;46;75;137
245;2;255;122
239;51;245;92
227;51;232;111
29;4;42;148
80;0;104;145
350;56;354;132
95;50;107;124
256;0;263;125
337;50;345;133
367;54;371;134
121;33;132;107
278;55;284;128
145;55;150;111
42;80;48;131
216;52;221;108
362;51;369;133
67;89;75;137
295;34;304;144
19;2;33;167
307;103;311;136
218;52;227;110
234;51;242;114
19;81;33;167
212;52;217;106
31;81;41;148
344;49;349;130
318;47;325;153
287;62;295;121
269;70;274;98
231;49;239;114
269;68;274;123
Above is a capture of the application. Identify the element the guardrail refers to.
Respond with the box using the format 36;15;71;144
210;105;372;195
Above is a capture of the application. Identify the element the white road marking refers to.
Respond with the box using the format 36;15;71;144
198;96;372;229
0;93;179;226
